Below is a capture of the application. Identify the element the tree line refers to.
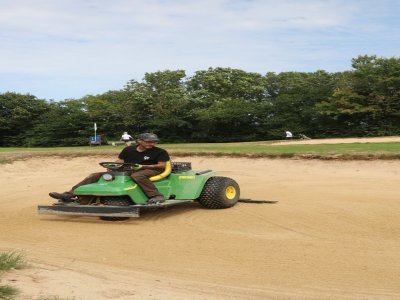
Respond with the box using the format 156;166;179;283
1;55;399;147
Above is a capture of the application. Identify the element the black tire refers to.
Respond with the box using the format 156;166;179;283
100;196;132;221
76;195;95;205
197;176;240;209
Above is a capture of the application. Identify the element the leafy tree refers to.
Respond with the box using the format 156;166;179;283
316;55;400;136
24;100;92;146
351;55;400;135
262;71;336;139
0;92;49;146
2;55;399;146
83;90;130;140
187;68;266;141
124;70;191;141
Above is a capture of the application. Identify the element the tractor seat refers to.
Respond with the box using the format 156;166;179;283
149;161;172;182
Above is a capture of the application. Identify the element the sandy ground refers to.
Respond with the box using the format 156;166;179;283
1;140;400;299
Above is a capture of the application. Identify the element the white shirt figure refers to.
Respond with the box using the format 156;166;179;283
285;131;293;139
121;132;133;145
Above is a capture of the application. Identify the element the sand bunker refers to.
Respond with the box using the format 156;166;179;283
1;151;400;299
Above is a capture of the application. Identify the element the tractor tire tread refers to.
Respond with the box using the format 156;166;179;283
100;196;132;221
198;176;240;209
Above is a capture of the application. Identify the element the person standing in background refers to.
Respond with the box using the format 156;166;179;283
285;131;293;139
121;132;133;146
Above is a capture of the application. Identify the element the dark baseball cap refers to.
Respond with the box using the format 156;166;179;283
137;133;159;141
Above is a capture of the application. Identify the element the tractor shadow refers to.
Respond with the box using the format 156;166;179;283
37;202;203;224
38;200;278;224
139;201;202;220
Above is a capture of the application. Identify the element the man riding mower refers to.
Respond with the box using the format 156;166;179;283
40;133;241;220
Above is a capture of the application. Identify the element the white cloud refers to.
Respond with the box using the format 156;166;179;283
0;0;399;99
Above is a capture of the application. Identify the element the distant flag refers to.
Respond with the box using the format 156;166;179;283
94;123;97;140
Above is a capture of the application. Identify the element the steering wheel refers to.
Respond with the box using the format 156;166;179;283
99;162;134;171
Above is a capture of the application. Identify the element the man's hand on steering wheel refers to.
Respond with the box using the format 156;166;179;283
99;162;126;171
99;162;142;172
131;164;143;171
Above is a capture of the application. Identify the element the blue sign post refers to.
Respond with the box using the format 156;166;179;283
89;135;101;146
89;123;101;146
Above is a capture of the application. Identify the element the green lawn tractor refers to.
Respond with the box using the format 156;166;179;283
38;161;241;220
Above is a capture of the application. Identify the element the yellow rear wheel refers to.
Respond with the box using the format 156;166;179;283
225;186;237;200
198;176;240;209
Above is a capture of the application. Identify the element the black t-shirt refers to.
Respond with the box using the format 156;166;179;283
118;146;170;165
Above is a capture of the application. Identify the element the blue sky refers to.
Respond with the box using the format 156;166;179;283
1;0;399;101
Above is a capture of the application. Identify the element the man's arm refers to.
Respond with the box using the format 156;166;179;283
141;161;166;170
116;158;166;170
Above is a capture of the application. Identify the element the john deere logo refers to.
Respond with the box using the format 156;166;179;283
124;184;138;190
179;176;195;180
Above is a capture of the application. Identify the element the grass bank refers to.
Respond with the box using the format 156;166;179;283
164;141;400;159
0;251;25;300
0;252;69;300
0;140;400;164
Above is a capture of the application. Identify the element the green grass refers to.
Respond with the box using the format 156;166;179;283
0;285;18;300
162;141;400;160
165;141;400;152
0;141;400;163
0;252;25;272
0;252;70;300
0;252;25;300
0;146;120;153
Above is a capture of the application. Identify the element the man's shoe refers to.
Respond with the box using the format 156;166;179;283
147;195;165;204
56;199;75;205
49;192;75;201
